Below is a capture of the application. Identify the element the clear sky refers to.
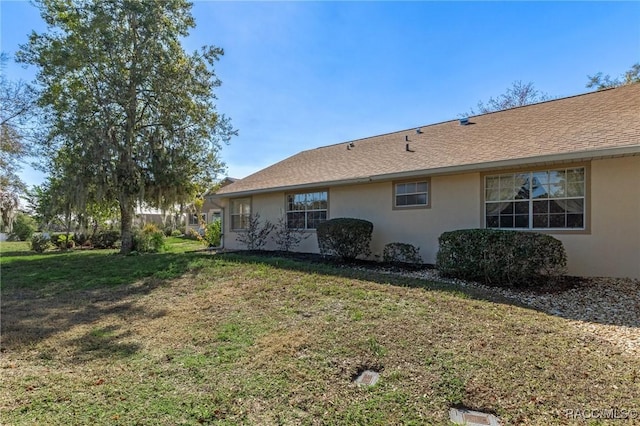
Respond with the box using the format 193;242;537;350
1;1;639;189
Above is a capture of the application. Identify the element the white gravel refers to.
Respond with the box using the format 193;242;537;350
365;267;640;357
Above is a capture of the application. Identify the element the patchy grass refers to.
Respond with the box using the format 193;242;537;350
1;247;638;425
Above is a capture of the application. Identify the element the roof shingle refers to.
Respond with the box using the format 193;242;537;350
218;84;640;196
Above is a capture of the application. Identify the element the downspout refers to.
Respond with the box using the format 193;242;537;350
219;207;225;250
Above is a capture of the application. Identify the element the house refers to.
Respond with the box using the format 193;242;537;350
212;84;640;279
136;204;171;228
186;177;236;234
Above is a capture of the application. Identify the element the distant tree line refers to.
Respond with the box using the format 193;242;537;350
465;63;639;116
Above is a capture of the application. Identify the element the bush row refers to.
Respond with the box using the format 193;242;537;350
313;219;566;286
28;225;170;253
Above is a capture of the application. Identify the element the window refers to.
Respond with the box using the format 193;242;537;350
394;179;430;208
485;167;585;230
231;198;251;230
188;213;206;226
286;191;328;229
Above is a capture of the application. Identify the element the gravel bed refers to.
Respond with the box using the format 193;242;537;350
364;266;640;356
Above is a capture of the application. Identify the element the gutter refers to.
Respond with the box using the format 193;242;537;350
212;145;640;198
211;177;373;199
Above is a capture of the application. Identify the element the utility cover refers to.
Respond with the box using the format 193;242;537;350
449;407;501;426
354;370;380;386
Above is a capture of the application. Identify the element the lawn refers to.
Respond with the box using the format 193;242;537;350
1;239;638;425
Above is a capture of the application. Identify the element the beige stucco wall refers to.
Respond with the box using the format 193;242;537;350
554;156;640;278
221;192;308;251
222;173;482;262
329;174;481;263
221;156;640;279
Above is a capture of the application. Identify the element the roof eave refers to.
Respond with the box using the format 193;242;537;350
212;144;640;198
211;176;373;199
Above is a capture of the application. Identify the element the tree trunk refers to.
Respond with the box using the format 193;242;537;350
119;193;134;254
64;207;72;251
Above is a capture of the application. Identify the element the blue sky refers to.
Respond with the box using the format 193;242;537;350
1;1;639;188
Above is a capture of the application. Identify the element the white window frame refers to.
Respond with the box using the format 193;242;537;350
286;190;328;230
484;166;586;231
393;179;430;209
230;198;251;230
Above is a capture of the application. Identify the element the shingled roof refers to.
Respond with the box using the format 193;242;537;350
217;84;640;196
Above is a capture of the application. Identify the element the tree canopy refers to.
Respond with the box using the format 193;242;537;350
586;63;640;90
465;80;551;116
0;53;35;194
19;0;234;253
0;53;38;233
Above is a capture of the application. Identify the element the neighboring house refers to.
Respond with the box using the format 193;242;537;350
213;84;640;279
188;178;237;233
136;205;169;228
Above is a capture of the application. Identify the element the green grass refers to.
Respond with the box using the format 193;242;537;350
0;237;206;295
1;243;638;425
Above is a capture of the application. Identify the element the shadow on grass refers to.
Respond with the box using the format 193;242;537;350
68;325;142;362
1;250;209;293
216;251;637;329
1;250;209;358
1;250;45;258
216;251;521;304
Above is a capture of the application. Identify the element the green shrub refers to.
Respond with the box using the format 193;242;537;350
436;229;567;287
133;224;166;253
383;242;422;265
56;234;75;249
203;219;222;247
170;229;182;237
92;230;121;249
9;213;37;241
30;234;52;253
316;218;373;260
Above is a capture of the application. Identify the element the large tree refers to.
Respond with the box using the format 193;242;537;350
465;80;551;116
19;0;233;253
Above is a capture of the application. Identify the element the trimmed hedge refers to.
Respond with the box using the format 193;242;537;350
316;218;373;260
436;229;567;287
383;242;422;265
